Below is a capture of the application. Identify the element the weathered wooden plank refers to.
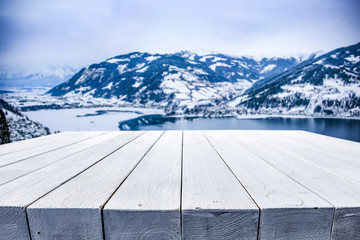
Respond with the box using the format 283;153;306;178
279;130;360;164
103;130;182;240
182;131;259;240
104;211;179;240
229;130;360;240
298;131;359;149
257;131;360;185
332;207;360;240
0;132;75;156
0;131;108;167
27;131;163;240
0;131;122;186
0;131;144;240
204;130;335;240
1;130;359;239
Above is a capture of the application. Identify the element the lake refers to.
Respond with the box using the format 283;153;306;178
25;107;360;142
25;107;163;132
119;115;360;142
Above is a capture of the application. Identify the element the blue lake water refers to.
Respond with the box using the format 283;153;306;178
119;116;360;142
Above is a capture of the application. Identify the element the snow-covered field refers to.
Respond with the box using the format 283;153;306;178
25;107;163;133
2;88;131;109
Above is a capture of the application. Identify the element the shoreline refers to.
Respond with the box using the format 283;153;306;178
169;113;360;120
22;106;360;121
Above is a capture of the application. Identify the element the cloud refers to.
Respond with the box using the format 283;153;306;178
0;0;359;71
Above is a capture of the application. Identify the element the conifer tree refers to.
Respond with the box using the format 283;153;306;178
0;108;11;144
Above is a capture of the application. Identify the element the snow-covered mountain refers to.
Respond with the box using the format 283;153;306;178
0;66;78;89
235;42;360;117
0;98;50;142
46;43;359;117
47;52;303;113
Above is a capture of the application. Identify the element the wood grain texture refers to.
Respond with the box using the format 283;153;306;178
27;131;163;240
237;131;360;207
298;130;360;152
182;209;258;240
0;131;144;239
260;208;333;240
0;206;29;240
332;207;360;240
0;130;359;239
28;208;102;240
228;130;360;240
0;132;121;186
0;132;73;156
182;131;259;240
257;130;360;185
0;131;107;167
103;131;182;240
105;210;180;240
204;130;334;239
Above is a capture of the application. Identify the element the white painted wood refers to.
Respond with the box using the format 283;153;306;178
182;131;259;240
0;131;144;240
103;130;182;240
283;130;360;163
203;130;334;240
0;131;107;167
253;131;360;185
27;131;163;240
0;130;359;239
299;130;360;149
0;132;75;156
228;130;360;240
0;131;122;186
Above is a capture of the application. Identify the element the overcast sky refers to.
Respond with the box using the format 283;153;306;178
0;0;359;72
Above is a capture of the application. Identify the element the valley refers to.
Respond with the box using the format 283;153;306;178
1;42;359;139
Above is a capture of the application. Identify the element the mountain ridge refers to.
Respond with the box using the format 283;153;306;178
46;42;360;117
236;42;360;117
47;51;306;113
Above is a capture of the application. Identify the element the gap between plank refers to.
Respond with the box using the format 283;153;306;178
25;207;33;240
0;132;68;157
0;131;110;168
180;130;184;240
262;132;360;186
236;132;340;207
24;131;147;239
201;131;262;240
230;132;337;237
329;207;337;239
0;134;124;187
99;130;166;240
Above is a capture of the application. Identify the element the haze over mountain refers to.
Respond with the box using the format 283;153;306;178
1;0;359;71
0;66;78;89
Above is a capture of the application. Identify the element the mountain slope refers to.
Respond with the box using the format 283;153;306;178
47;52;301;113
0;98;50;142
46;44;359;117
234;42;360;117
